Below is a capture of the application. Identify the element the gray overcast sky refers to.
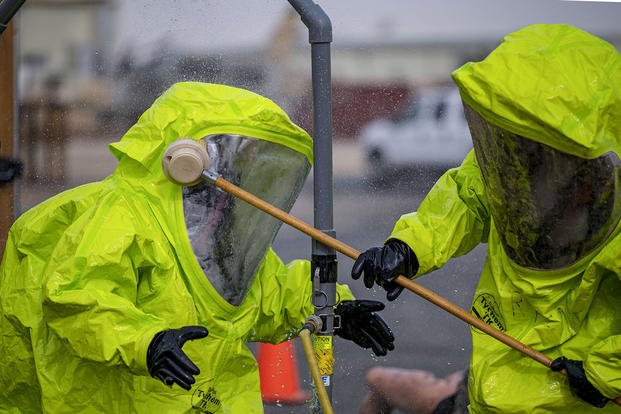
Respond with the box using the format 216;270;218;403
112;0;621;58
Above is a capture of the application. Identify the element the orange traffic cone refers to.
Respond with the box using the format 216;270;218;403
257;340;310;405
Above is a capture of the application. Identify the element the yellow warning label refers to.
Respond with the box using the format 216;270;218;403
313;335;333;376
313;335;332;349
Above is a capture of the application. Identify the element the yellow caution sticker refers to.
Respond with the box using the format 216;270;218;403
313;335;332;349
313;335;334;376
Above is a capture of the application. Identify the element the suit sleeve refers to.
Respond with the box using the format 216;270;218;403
42;205;172;376
584;336;621;399
389;150;491;276
248;249;354;344
583;246;621;399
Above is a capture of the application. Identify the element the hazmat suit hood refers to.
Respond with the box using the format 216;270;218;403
109;83;313;304
109;82;312;179
453;23;621;160
0;82;357;413
452;24;621;269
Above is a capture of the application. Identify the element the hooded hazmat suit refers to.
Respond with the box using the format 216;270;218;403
0;82;355;413
384;25;621;413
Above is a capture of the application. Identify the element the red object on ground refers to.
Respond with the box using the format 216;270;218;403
258;340;310;405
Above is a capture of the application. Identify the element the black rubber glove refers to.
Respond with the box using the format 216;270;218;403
334;299;395;357
351;240;419;301
147;326;209;390
550;356;609;408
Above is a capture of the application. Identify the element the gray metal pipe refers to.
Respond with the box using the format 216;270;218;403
287;1;336;410
309;41;333;238
287;1;334;236
287;0;332;43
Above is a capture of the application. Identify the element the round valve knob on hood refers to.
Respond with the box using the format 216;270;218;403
162;139;211;186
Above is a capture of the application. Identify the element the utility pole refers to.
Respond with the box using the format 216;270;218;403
0;21;16;255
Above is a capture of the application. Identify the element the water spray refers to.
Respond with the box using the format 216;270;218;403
161;137;621;407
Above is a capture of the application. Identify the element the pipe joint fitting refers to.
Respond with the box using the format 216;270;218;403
303;314;323;334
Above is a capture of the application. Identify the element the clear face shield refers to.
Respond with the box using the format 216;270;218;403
183;134;311;305
464;104;621;270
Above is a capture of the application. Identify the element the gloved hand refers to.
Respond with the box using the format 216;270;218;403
550;356;609;408
351;240;419;301
334;299;395;356
147;326;209;390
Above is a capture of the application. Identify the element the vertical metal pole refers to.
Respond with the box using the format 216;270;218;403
287;1;335;412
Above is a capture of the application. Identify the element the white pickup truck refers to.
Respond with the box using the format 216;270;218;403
359;86;473;180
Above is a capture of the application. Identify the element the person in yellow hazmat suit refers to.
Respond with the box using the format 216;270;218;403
352;24;621;413
0;82;395;413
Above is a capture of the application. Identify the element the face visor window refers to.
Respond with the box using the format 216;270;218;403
464;104;621;269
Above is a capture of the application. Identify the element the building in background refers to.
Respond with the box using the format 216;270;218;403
18;0;115;102
248;0;621;139
20;0;621;139
11;0;621;198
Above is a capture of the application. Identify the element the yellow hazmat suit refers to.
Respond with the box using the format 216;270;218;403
389;25;621;413
0;82;353;413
